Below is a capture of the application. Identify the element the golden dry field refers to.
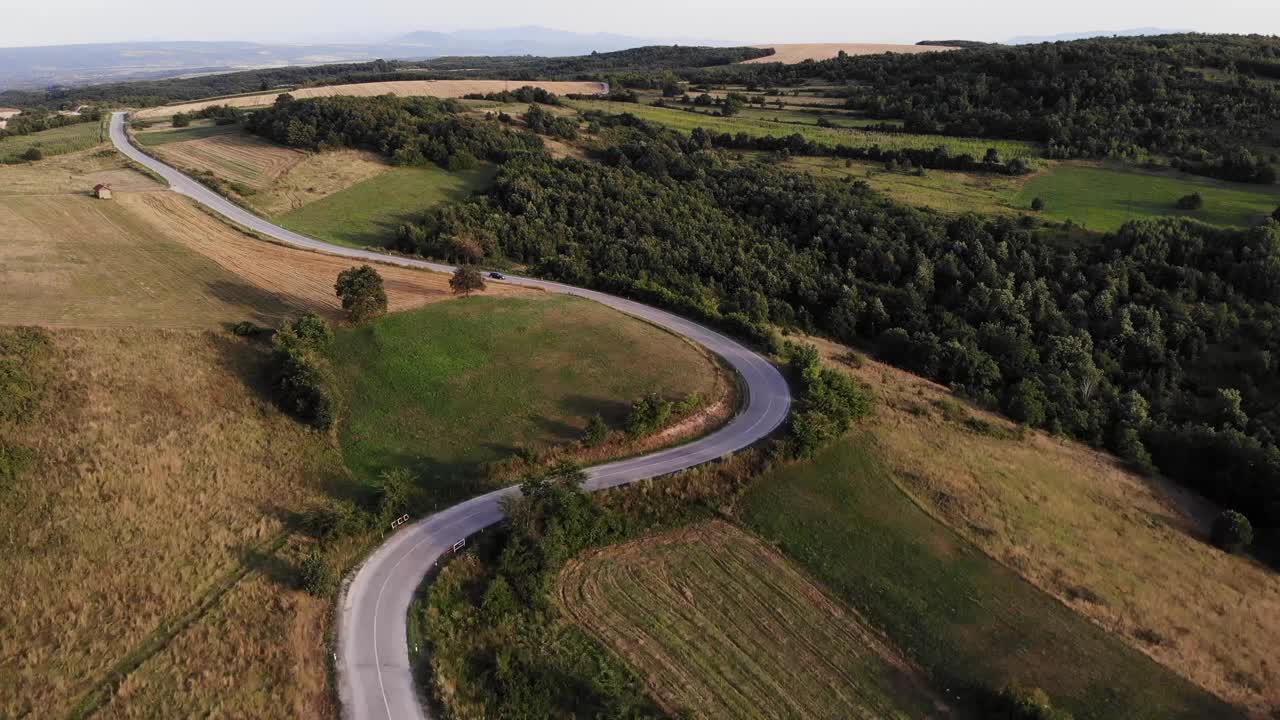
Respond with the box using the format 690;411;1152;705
743;43;957;63
804;337;1280;714
0;147;524;329
133;79;608;119
0;328;343;718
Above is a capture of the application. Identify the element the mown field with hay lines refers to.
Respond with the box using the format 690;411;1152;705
557;520;944;720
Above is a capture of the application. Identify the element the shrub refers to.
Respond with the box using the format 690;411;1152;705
231;321;260;337
988;684;1075;720
449;266;486;296
1210;509;1254;552
1030;197;1045;211
299;549;335;596
372;468;415;520
335;265;387;324
1176;192;1204;210
301;499;366;541
786;341;874;456
1272;205;1280;222
627;393;674;437
171;112;191;128
21;147;42;162
0;444;36;487
582;414;609;447
270;314;339;430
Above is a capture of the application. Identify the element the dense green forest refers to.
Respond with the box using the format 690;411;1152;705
245;94;542;169
702;35;1280;183
387;113;1280;547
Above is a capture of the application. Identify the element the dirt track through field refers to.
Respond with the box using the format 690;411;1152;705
134;80;607;119
556;521;944;719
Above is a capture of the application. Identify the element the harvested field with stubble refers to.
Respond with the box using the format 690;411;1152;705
151;131;305;190
556;521;944;720
744;43;957;63
0;328;343;719
804;337;1280;714
133;79;608;119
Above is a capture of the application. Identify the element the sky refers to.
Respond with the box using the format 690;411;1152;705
1;0;1276;48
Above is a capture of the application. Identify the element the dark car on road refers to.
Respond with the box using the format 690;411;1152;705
489;272;505;280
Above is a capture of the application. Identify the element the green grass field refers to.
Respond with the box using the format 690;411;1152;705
0;120;105;162
739;435;1238;720
788;156;1022;215
275;163;494;249
134;122;240;147
570;100;1039;160
1016;163;1280;231
732;106;899;129
329;294;721;505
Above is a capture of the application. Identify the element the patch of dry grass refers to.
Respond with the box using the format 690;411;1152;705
805;337;1280;714
0;329;344;718
134;80;608;119
0;157;528;329
556;520;945;719
743;43;957;64
0;146;159;196
253;148;389;217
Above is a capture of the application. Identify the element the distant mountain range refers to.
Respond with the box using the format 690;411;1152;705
0;26;686;91
1007;27;1189;44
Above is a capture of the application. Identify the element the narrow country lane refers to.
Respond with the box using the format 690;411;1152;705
109;111;792;720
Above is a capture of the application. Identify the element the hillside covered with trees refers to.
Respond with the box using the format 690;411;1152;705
380;114;1280;551
707;35;1280;183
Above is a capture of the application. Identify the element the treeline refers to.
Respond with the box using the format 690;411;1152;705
0;46;772;110
585;110;1032;175
245;94;543;169
0;59;414;110
463;85;562;105
401;122;1280;548
0;108;101;140
700;34;1280;183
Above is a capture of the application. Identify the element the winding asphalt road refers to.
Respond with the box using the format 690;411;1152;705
109;112;792;720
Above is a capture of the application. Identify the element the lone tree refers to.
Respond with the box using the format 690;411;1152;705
1211;510;1253;553
335;265;387;323
450;266;486;297
1030;197;1045;212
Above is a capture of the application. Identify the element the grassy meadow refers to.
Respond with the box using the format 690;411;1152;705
1016;163;1280;230
0;329;343;719
824;344;1280;713
276;163;495;249
738;436;1238;720
0;120;106;162
570;99;1040;159
557;521;943;719
329;294;724;506
134;121;241;146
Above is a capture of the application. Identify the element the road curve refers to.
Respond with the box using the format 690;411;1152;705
109;112;792;720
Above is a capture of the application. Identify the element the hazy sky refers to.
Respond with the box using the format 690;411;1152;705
2;0;1276;47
